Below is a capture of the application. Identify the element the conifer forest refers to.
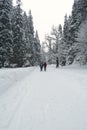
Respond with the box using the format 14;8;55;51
0;0;87;68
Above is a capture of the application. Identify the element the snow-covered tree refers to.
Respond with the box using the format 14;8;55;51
60;15;69;65
67;0;79;64
34;30;41;65
30;30;42;65
67;0;87;64
45;25;62;64
75;20;87;65
51;25;62;56
12;0;26;67
41;42;47;63
23;12;29;47
0;0;13;67
60;15;73;65
27;10;35;66
28;10;34;36
45;36;54;64
22;11;31;66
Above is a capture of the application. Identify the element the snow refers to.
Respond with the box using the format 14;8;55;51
0;65;87;130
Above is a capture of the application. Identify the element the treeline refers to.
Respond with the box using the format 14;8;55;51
45;0;87;66
0;0;41;68
1;0;87;68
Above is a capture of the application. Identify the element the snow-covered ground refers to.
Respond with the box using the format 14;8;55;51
0;65;87;130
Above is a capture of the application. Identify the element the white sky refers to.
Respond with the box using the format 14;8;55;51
13;0;74;42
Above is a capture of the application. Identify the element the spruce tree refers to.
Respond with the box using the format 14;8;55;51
28;10;34;36
12;0;26;67
34;30;41;65
75;19;87;65
22;11;31;66
67;0;87;64
0;0;13;67
27;10;35;66
61;15;72;65
67;0;79;64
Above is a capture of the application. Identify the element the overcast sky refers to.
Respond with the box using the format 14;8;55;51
13;0;74;42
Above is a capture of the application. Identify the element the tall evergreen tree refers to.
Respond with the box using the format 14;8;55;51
12;0;26;67
61;15;72;65
28;10;34;36
22;10;41;66
0;0;13;67
67;0;79;64
23;12;29;47
68;0;87;64
77;0;87;22
27;10;35;66
75;19;87;65
22;11;31;66
33;30;41;65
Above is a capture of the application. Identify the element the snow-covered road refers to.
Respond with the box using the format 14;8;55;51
0;65;87;130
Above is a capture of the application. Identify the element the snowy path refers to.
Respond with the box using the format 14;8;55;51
0;65;87;130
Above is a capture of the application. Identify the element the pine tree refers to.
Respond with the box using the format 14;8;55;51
67;0;79;64
0;0;13;67
23;12;29;47
74;0;87;65
22;11;31;66
61;15;72;65
33;30;41;65
12;0;26;67
77;0;87;22
28;10;34;36
75;19;87;65
27;10;35;66
67;0;87;64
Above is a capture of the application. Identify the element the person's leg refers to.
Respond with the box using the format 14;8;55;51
45;67;46;71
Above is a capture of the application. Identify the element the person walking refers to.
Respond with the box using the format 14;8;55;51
43;62;47;71
40;62;43;71
56;57;59;68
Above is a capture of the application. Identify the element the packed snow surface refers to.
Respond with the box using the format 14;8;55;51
0;65;87;130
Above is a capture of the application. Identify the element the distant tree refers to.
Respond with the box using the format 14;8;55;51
45;25;62;65
45;35;53;64
0;0;13;67
51;24;62;58
41;42;47;62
